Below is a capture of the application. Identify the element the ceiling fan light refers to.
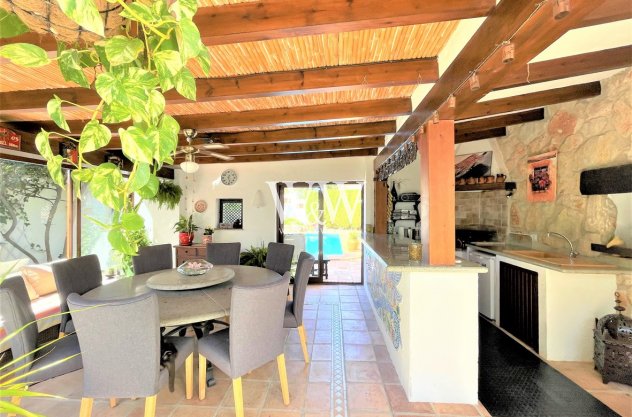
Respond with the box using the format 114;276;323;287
180;160;199;173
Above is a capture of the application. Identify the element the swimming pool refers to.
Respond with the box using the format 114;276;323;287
304;233;343;257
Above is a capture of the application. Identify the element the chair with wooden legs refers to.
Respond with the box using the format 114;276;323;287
206;242;241;265
284;252;315;363
197;273;292;417
67;292;195;417
265;242;295;275
0;277;83;415
132;244;173;275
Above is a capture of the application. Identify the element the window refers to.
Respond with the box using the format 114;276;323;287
219;199;243;229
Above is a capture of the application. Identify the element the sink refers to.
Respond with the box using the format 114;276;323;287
503;250;617;269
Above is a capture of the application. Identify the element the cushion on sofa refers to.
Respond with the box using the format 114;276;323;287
22;277;40;300
21;265;57;297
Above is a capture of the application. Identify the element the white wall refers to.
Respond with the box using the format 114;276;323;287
389;155;420;195
175;157;375;249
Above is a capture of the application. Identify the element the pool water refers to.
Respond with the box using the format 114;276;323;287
305;233;343;257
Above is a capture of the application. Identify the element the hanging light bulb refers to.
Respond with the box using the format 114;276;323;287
502;42;515;64
180;153;199;174
469;72;480;91
553;0;570;20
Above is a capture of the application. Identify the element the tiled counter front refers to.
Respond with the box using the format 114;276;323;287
362;234;486;404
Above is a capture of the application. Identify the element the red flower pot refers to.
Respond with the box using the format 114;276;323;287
179;232;194;246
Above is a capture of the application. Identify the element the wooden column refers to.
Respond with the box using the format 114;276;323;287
65;171;73;258
374;180;388;234
418;120;455;265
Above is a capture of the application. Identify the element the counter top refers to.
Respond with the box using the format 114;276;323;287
362;234;487;272
467;244;631;274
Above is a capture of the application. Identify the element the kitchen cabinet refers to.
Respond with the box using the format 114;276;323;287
499;261;539;352
174;244;207;266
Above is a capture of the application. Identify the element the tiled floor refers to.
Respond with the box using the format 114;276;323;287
16;285;491;417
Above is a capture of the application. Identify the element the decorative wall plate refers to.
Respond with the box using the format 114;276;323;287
221;169;238;186
194;200;207;212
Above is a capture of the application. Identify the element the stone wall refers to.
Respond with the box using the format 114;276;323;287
455;190;508;238
494;69;632;307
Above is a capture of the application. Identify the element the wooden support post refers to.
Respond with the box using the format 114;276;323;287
418;120;455;265
65;171;73;258
374;180;388;234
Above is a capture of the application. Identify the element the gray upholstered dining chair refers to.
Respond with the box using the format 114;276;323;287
51;254;102;336
67;291;195;417
284;252;315;363
206;242;241;265
265;242;294;275
198;274;292;417
0;277;83;410
132;244;173;275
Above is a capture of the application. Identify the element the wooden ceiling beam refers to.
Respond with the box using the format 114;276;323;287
494;46;632;91
0;0;495;50
455;127;506;144
576;0;632;28
176;136;383;159
6;97;410;134
376;0;608;169
191;148;378;164
457;82;601;120
455;109;544;134
0;59;437;116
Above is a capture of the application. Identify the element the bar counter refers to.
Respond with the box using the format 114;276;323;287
361;234;486;404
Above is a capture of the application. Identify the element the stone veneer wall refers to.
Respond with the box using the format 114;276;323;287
455;190;508;238
494;69;632;307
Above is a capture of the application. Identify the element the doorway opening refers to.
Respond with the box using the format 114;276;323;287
277;182;364;284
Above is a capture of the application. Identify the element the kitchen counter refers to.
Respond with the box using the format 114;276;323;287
363;234;486;272
467;243;631;274
361;234;481;404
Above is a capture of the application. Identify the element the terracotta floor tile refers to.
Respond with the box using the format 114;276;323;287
243;359;278;381
346;361;382;383
341;310;366;320
304;304;318;310
303;310;318;320
384;384;433;414
340;295;360;303
127;404;177;417
259;410;302;417
285;343;309;361
308;361;332;382
344;330;373;345
311;343;332;361
314;329;333;343
347;383;391;411
341;303;363;311
263;382;307;410
377;363;400;384
287;327;314;344
432;402;480;416
370;331;386;345
373;345;392;362
284;360;310;380
349;412;395;417
216;407;259;417
304;412;330;417
320;296;340;304
188;378;231;406
365;320;380;331
345;344;377;361
303;319;316;330
304;382;331;410
343;319;368;331
316;320;333;330
171;405;217;417
590;391;632;417
221;380;270;409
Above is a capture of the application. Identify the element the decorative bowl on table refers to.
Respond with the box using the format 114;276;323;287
177;259;213;276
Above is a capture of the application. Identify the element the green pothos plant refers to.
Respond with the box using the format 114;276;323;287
0;0;210;257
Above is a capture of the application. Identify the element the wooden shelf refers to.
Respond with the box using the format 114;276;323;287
455;181;516;192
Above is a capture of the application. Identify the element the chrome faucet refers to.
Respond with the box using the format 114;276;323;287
547;232;579;258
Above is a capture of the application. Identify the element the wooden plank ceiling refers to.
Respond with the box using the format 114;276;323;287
0;0;630;166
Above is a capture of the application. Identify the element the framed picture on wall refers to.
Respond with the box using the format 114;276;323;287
455;151;493;180
527;150;557;202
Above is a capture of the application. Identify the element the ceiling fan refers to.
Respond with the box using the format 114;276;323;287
175;128;234;173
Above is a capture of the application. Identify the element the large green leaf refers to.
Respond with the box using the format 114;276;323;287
94;72;118;104
105;36;144;66
89;163;124;211
108;229;135;255
196;46;211;76
121;212;144;231
71;168;93;183
147;90;166;124
93;44;110;71
102;102;132;123
46;96;70;132
35;130;53;160
178;18;201;60
0;43;50;67
47;155;65;188
127;162;151;192
0;9;29;39
119;126;155;164
153;50;182;91
169;0;198;20
174;67;196;100
156;114;179;161
137;175;159;199
56;0;104;37
79;120;111;153
58;49;90;88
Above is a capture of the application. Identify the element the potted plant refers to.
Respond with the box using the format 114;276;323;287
150;181;183;210
173;215;198;246
202;227;214;244
239;246;268;267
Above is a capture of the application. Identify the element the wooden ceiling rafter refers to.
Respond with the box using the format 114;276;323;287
185;148;378;163
455;108;544;134
455;127;506;144
0;58;438;115
375;0;609;169
5;97;411;134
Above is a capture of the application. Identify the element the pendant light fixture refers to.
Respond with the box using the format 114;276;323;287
180;153;199;174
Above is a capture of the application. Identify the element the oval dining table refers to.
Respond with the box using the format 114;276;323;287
83;265;282;327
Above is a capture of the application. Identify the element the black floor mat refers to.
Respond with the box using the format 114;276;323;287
479;318;620;417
